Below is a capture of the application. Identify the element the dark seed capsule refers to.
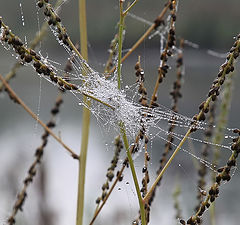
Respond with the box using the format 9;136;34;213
95;197;101;204
71;84;78;90
142;166;147;173
44;8;51;17
206;203;210;208
210;196;215;202
30;49;36;56
179;219;185;225
227;159;236;167
64;84;71;90
51;107;59;115
216;175;222;184
47;121;55;128
233;128;240;134
233;51;239;59
36;67;43;74
24;54;32;63
35;55;41;60
55;15;61;22
33;62;41;69
48;18;53;26
43;67;51;76
13;37;23;46
217;167;224;173
37;1;43;8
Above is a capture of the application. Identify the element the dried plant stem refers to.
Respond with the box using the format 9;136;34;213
90;164;125;225
0;19;114;110
89;135;140;225
7;92;63;225
0;74;78;159
143;128;191;203
0;0;63;92
123;0;139;16
109;1;171;74
186;132;240;224
76;0;90;225
144;34;240;204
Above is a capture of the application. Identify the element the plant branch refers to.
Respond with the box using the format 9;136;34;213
123;0;139;16
109;1;170;74
0;74;78;159
143;128;191;203
89;135;140;225
120;123;146;225
116;1;146;223
76;0;91;225
143;33;240;204
117;0;125;89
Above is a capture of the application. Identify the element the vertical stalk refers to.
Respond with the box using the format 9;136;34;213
76;1;90;225
117;1;146;224
117;1;124;89
120;123;146;225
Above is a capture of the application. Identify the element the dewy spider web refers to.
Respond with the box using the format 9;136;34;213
0;1;237;174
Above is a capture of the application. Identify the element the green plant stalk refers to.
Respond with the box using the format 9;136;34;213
116;2;146;224
117;1;124;89
76;0;90;225
117;0;139;88
123;0;139;16
120;123;146;225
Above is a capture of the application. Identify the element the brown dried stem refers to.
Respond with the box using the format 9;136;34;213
108;1;171;75
185;131;240;225
0;0;64;92
0;74;78;159
143;33;240;204
6;93;63;225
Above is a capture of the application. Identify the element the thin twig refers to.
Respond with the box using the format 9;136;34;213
0;74;78;159
143;33;240;204
109;1;171;74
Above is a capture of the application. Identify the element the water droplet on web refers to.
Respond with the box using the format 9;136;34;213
225;135;229;139
19;3;25;27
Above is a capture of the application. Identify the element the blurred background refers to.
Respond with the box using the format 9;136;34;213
0;0;240;225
